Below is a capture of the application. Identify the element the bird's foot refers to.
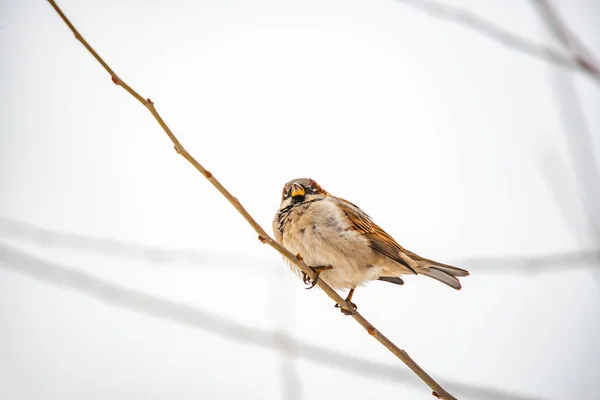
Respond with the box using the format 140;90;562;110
335;301;358;315
334;288;357;315
302;265;333;289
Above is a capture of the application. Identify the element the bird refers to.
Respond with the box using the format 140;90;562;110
272;178;469;315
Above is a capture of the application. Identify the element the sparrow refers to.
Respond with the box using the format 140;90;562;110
273;178;469;315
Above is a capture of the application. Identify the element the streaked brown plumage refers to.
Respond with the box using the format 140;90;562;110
273;178;469;313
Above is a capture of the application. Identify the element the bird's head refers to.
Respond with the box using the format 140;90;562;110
280;178;329;207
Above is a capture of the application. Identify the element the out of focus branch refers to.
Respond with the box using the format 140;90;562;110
272;275;303;400
0;216;269;272
530;0;600;80
2;216;597;274
533;0;600;232
46;1;456;398
461;249;600;274
532;0;600;259
0;243;548;400
396;0;600;83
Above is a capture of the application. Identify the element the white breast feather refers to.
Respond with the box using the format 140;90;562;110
279;198;383;290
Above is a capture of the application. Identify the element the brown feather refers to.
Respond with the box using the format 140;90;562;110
378;276;405;285
335;197;417;275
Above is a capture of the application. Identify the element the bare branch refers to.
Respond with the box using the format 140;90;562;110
531;0;600;284
535;154;600;287
274;331;303;400
529;0;600;79
396;0;600;83
538;75;600;242
0;243;549;400
0;216;268;272
276;335;303;399
532;1;600;224
272;268;303;399
461;250;600;274
46;1;457;398
2;216;597;275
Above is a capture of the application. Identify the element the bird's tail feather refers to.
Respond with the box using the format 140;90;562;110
415;260;469;290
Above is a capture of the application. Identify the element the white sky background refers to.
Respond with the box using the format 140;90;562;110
1;0;599;399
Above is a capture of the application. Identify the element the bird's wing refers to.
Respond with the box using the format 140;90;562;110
335;197;417;274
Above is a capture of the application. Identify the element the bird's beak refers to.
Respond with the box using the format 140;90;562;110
290;183;305;198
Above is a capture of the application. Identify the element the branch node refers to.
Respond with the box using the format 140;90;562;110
258;235;267;243
295;253;303;261
577;58;597;74
432;391;440;399
111;76;120;85
173;146;186;155
146;98;154;105
204;170;213;179
367;326;376;336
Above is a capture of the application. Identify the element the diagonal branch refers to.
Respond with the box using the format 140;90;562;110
45;1;457;398
0;243;549;400
396;0;600;84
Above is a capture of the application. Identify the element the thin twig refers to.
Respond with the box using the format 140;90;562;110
396;0;600;84
45;1;457;398
0;243;549;400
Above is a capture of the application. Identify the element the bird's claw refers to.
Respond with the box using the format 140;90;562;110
302;272;315;288
302;265;333;289
335;288;357;315
335;301;358;315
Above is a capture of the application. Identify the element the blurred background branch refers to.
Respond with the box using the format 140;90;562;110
531;0;600;285
2;216;596;275
533;0;600;235
530;0;600;80
0;242;549;400
273;275;303;400
397;0;600;83
0;217;267;271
